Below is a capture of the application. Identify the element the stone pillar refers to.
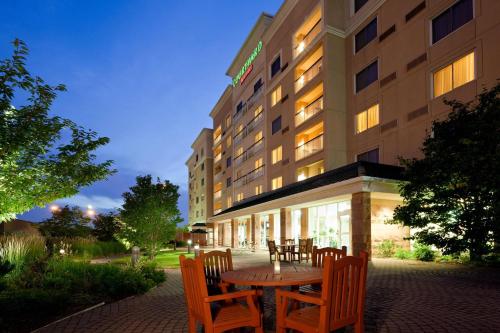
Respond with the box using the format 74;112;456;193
246;218;251;243
251;214;260;248
351;192;371;259
280;208;291;244
269;214;274;243
300;208;308;239
231;219;238;249
213;222;218;248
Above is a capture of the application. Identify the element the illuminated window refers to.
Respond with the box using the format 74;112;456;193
433;52;474;97
225;115;232;128
237;124;243;133
355;104;379;134
255;131;263;142
271;86;282;107
227;196;232;208
255;185;263;195
255;157;263;169
255;105;263;117
272;146;282;164
226;136;232;148
236;146;243;157
272;176;283;190
236;193;244;202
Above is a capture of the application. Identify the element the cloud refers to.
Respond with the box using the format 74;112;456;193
58;194;123;210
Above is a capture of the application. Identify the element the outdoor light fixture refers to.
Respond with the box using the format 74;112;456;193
50;205;59;212
194;244;200;258
187;239;192;254
59;249;65;255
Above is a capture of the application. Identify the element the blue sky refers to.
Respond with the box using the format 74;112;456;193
0;0;283;223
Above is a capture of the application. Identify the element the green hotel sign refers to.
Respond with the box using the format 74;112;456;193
232;40;263;86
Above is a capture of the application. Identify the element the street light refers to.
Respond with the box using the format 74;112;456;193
49;204;59;212
194;244;200;258
187;239;192;254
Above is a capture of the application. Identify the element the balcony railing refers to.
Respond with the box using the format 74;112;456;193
213;190;222;200
295;134;324;160
246;138;264;160
234;176;245;188
295;96;323;127
247;85;263;109
233;103;248;121
246;165;264;184
213;134;221;146
246;111;263;134
234;128;245;145
214;208;222;215
293;19;322;58
234;152;245;167
295;57;323;92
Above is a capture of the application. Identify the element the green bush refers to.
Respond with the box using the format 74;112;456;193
48;237;127;259
0;235;46;275
394;248;413;259
140;262;166;285
414;243;435;261
377;240;396;257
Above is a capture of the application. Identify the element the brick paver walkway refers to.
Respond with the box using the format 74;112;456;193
37;253;500;333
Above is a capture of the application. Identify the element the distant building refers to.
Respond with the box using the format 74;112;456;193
0;219;40;236
189;0;500;257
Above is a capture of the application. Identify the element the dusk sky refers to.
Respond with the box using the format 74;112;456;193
0;0;283;224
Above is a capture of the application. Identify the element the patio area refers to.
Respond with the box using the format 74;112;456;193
37;251;500;333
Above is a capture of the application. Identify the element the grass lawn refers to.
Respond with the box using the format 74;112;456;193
110;250;194;268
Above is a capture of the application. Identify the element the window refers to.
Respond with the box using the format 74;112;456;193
271;55;281;78
432;0;473;44
433;52;474;98
272;176;283;190
201;209;204;216
226;115;232;128
236;101;243;113
255;157;263;169
201;148;204;157
254;79;263;93
226;157;232;167
356;60;378;92
272;146;283;164
355;104;380;133
196;196;199;204
201;162;204;171
271;86;282;107
255;185;263;195
354;0;368;13
254;105;263;117
196;211;199;218
236;193;244;202
201;178;204;186
226;177;232;187
226;136;232;148
357;148;379;163
236;146;243;157
227;196;232;208
272;116;282;134
255;131;263;142
355;18;377;52
201;194;205;201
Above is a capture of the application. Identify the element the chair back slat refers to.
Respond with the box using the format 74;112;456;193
298;239;307;252
199;249;233;290
268;240;277;254
320;252;368;331
312;246;347;268
306;238;313;253
179;255;210;322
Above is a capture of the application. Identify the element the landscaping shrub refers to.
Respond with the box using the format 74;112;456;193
377;240;396;257
140;262;166;285
0;235;46;275
394;248;413;259
414;243;435;261
47;237;127;259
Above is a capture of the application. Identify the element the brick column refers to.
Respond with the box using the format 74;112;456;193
280;208;291;244
268;214;274;243
231;219;238;249
351;192;371;259
300;208;308;239
246;218;251;243
251;214;260;248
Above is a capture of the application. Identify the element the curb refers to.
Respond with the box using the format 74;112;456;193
32;301;105;332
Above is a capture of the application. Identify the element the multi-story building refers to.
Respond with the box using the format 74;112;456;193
186;128;214;245
195;0;500;257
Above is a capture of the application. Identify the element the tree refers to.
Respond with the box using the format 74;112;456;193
393;82;500;260
38;205;92;238
0;39;114;222
92;212;122;241
120;175;182;258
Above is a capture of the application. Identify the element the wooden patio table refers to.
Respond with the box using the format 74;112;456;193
221;264;322;329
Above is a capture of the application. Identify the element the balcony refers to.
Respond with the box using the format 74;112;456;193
295;96;323;127
234;176;245;188
234;152;245;167
293;18;322;59
233;103;248;122
234;128;245;145
296;134;324;160
246;138;264;159
246;110;263;134
295;58;322;93
247;85;263;109
246;165;264;184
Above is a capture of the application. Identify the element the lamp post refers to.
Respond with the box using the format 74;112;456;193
187;239;192;254
194;244;200;258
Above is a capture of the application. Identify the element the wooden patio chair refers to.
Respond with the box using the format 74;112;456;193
199;249;234;295
306;238;314;260
302;245;348;293
179;255;263;333
276;251;368;333
268;240;286;263
291;239;308;263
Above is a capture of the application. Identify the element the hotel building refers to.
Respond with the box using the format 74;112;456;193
188;0;500;257
186;128;214;245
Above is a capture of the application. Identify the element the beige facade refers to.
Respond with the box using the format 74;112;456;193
186;128;214;244
193;0;500;257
